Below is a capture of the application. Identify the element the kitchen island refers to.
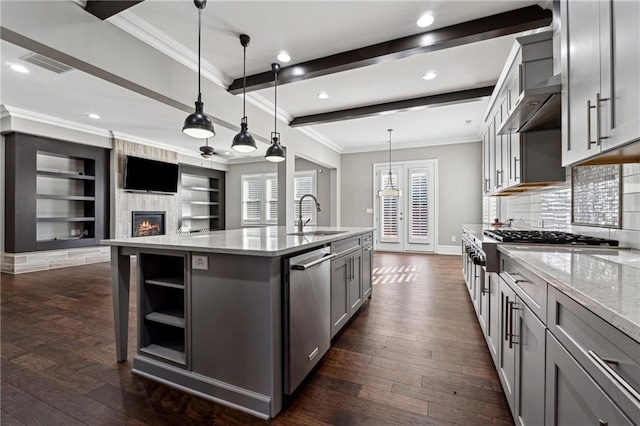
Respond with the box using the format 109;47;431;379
102;226;374;419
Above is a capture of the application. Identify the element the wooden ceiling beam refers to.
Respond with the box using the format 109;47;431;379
289;85;495;127
228;5;551;94
84;1;144;20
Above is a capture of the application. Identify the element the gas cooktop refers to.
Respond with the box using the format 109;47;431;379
483;229;619;246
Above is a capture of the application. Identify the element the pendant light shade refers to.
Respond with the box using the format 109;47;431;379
265;62;286;162
378;129;400;198
183;0;215;139
231;34;257;153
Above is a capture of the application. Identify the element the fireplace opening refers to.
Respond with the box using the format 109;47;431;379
132;211;165;237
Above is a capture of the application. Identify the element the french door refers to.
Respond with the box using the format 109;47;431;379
374;160;437;253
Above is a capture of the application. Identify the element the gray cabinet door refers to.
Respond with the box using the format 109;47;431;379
486;271;501;367
362;246;372;299
498;276;517;412
545;332;634;426
514;297;546;426
600;0;640;150
348;250;363;316
331;256;349;337
562;0;602;165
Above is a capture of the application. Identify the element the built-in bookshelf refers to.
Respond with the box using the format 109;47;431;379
179;165;225;232
4;132;109;253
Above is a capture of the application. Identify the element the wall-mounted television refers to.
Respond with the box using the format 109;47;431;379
123;155;179;194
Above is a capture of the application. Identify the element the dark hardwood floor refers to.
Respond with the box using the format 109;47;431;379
1;252;513;425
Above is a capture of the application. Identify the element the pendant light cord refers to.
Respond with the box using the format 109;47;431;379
242;44;247;118
197;7;202;101
273;67;278;135
385;129;394;190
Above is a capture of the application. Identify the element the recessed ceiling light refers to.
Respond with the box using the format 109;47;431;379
86;113;101;119
317;92;329;100
277;51;291;63
10;64;29;74
422;70;437;80
417;13;435;28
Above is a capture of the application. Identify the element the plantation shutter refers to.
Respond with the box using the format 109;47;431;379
242;175;262;224
265;174;278;224
409;169;429;243
379;170;399;242
294;171;317;225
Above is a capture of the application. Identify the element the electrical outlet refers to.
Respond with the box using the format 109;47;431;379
451;236;456;242
71;229;78;236
192;255;208;270
538;219;544;228
366;208;373;214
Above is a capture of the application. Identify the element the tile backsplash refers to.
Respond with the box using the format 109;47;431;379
484;163;640;249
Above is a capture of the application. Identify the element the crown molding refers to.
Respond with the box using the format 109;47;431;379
296;127;343;153
341;137;481;154
109;11;232;89
2;105;112;138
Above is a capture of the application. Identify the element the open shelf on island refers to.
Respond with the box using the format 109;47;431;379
140;344;186;365
145;310;185;328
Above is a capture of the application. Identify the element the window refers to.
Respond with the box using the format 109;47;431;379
378;170;399;242
241;173;277;226
294;170;317;225
240;171;316;226
409;169;429;241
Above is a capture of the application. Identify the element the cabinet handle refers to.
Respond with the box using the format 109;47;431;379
350;257;354;280
481;277;490;295
495;170;502;188
503;271;525;285
484;178;490;193
504;296;510;342
508;301;518;349
596;92;610;142
513;157;520;180
345;258;350;281
588;350;640;402
587;99;597;149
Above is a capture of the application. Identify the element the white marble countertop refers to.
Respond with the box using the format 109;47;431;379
498;245;640;343
102;226;374;257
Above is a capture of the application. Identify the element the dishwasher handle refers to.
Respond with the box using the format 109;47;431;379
291;253;337;270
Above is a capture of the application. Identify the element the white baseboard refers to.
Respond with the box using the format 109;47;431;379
437;245;461;255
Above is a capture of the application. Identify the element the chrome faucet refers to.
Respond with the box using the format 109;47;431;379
298;194;321;233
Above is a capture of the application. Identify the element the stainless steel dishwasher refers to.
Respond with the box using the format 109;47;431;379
284;246;336;395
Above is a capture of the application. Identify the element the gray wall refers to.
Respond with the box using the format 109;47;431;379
340;142;483;248
295;158;331;226
225;157;332;229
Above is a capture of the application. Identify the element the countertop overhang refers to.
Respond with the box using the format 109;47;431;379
101;226;375;257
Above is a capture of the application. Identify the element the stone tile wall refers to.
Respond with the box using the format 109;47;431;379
1;246;111;274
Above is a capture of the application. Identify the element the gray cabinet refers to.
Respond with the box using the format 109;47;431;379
498;277;517;412
498;273;546;424
482;31;563;196
546;332;635;426
486;271;501;366
331;253;350;337
561;0;640;166
362;245;373;299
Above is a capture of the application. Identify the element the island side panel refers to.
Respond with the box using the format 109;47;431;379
191;253;283;417
111;245;132;362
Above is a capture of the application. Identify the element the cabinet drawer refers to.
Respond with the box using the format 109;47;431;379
331;235;362;257
548;285;640;419
499;255;547;323
362;232;373;248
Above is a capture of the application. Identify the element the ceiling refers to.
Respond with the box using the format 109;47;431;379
0;0;552;162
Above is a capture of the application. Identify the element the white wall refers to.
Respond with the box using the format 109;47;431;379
498;163;640;249
341;142;483;248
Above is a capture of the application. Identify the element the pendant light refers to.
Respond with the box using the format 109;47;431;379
182;0;215;139
265;62;285;162
231;34;257;152
378;129;400;197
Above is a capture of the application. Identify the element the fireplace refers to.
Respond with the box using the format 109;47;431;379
132;211;165;237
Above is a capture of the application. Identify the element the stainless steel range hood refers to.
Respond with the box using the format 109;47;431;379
498;73;561;135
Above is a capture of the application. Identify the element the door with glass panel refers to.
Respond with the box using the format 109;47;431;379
374;161;436;253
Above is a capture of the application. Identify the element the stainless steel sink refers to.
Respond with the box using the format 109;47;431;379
287;230;347;237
